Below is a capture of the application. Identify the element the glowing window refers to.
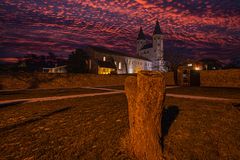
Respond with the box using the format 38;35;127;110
187;64;193;67
103;56;106;61
195;66;200;70
119;62;122;70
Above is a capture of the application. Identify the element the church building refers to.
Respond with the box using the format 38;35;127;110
137;20;165;71
74;20;166;74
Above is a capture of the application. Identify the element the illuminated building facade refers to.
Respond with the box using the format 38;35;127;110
79;46;152;74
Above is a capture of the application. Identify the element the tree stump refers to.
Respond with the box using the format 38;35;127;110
124;71;166;160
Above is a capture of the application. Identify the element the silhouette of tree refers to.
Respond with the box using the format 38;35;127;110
200;58;223;70
164;50;184;71
47;52;57;67
10;72;59;89
67;49;90;73
225;56;240;69
13;52;67;73
14;54;47;72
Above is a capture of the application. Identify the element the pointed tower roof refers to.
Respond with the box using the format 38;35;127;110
153;20;163;35
137;27;146;40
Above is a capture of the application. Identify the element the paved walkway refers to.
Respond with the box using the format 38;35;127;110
0;86;239;106
0;90;124;107
166;93;239;101
0;85;179;92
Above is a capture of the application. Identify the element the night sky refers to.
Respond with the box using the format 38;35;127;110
0;0;240;63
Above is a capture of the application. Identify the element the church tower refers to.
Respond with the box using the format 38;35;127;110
136;27;147;56
152;20;165;71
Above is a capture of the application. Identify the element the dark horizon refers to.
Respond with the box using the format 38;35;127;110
1;0;239;63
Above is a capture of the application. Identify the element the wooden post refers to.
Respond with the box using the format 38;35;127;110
125;71;165;160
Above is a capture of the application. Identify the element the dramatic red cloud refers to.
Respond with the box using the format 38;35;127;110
0;58;19;63
0;0;239;62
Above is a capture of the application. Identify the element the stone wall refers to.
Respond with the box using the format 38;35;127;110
200;69;240;88
165;72;176;86
0;72;175;90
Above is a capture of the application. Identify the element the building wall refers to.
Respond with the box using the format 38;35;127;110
43;66;67;73
0;72;175;90
153;35;164;59
85;48;152;74
125;57;152;74
93;51;127;74
140;48;153;57
200;69;240;88
52;67;67;73
137;39;147;55
165;72;176;86
177;67;240;88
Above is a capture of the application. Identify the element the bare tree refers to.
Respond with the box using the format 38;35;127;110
164;49;184;71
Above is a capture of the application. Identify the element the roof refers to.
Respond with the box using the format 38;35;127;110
153;20;163;35
97;61;116;69
85;45;151;61
141;43;153;50
137;27;146;40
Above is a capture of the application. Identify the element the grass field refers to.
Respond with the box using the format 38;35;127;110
0;90;240;159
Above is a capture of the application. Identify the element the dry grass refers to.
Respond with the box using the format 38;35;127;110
0;94;131;160
0;91;239;159
0;73;129;90
163;97;240;160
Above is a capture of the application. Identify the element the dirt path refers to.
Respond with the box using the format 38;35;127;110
0;90;124;106
0;86;239;107
0;85;179;92
166;93;240;102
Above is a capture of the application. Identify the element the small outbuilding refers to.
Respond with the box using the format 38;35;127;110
43;65;67;73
